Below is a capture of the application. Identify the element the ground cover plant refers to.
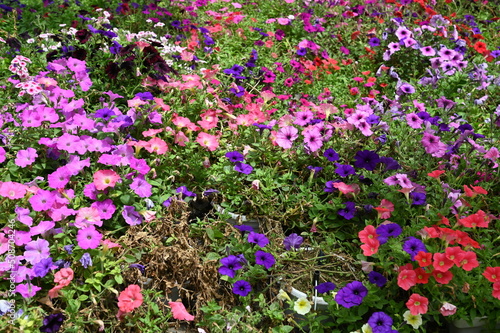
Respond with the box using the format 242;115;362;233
0;0;499;332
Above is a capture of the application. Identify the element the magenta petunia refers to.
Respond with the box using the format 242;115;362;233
91;199;116;220
47;166;72;189
29;189;56;211
275;126;298;149
15;147;38;168
15;283;41;298
76;226;102;249
0;146;5;163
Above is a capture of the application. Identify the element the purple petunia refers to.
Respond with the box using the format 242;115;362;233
219;255;243;278
248;232;269;247
122;206;143;226
338;201;356;220
40;313;65;333
234;224;254;233
335;164;356;177
33;258;56;278
315;282;336;294
376;223;402;244
232;280;252;296
79;253;93;268
411;192;427;205
255;250;275;269
368;37;380;47
353;150;380;171
323;148;339;162
283;233;304;250
335;281;368;308
234;162;253;174
368;271;387;288
368;311;393;333
225;151;245;163
403;237;427;260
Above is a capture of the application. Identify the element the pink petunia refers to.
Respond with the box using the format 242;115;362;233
15;283;41;298
169;301;195;321
74;207;103;228
0;146;5;163
118;285;143;313
145;137;168;155
54;267;74;287
93;170;121;191
47;166;72;189
275;126;298;149
91;199;116;220
0;181;27;200
196;132;219;151
23;238;51;265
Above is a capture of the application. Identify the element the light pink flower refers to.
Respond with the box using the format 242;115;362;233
439;302;457;316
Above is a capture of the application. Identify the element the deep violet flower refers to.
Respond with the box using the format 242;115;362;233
323;148;339;162
255;250;275;269
376;223;402;244
315;282;336;294
338;201;356;220
234;162;253;174
335;281;368;308
403;237;427;260
40;313;65;333
368;271;387;288
225;151;245;163
353;150;381;171
219;255;243;278
232;280;252;296
368;37;381;47
368;311;393;333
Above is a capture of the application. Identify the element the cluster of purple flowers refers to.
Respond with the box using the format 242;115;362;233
225;151;253;175
219;232;275;297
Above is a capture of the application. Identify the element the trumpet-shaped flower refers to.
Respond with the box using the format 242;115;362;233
93;170;121;191
403;310;422;329
118;285;143;313
294;297;311;315
406;293;428;315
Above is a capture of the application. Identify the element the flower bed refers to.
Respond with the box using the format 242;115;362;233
0;0;499;332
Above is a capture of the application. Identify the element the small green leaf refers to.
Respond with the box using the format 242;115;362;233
115;275;124;284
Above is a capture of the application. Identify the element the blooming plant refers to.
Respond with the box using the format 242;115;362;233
0;0;499;332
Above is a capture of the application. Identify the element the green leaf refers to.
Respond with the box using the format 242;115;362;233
115;275;124;284
78;295;89;301
206;227;215;241
204;252;221;261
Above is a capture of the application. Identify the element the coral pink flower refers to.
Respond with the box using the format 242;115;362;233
433;253;454;272
93;170;121;191
440;302;457;316
493;282;500;300
169;301;195;321
433;270;453;284
145;137;168;155
457;251;479;271
398;269;417;291
48;284;64;298
118;285;143;313
196;132;219;151
483;267;500;283
358;225;378;244
427;170;445;178
445;247;463;266
406;293;428;315
54;268;74;287
458;210;490;228
360;239;379;256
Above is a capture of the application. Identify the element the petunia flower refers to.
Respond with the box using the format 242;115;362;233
232;280;252;297
118;284;143;313
76;226;102;249
294;297;311;315
169;301;195;321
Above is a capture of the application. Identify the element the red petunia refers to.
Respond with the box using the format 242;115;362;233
473;41;488;55
414;268;430;284
433;252;454;272
483;267;500;283
433;270;453;284
358;225;378;244
493;282;500;300
415;251;433;267
398;269;417;290
458;210;490;228
428;170;445;178
457;251;479;271
406;293;429;315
